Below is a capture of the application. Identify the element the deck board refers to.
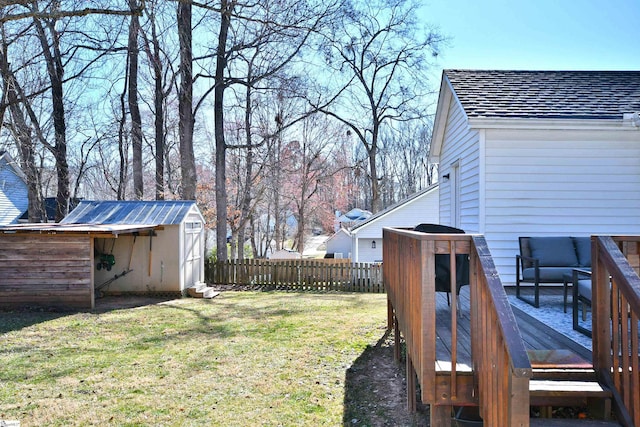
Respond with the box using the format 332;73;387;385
433;287;592;374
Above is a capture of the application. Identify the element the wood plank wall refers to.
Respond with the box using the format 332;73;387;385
0;234;93;309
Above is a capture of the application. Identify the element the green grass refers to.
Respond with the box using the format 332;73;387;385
0;292;393;426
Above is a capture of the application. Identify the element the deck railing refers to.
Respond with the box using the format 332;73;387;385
383;227;531;426
470;235;531;426
593;236;640;427
206;258;384;292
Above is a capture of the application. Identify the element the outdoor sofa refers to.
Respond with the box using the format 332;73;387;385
516;236;591;309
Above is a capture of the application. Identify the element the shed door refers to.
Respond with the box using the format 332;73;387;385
184;221;203;287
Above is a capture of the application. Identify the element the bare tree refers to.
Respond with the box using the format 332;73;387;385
285;114;344;255
0;28;45;221
315;0;443;213
0;1;142;216
208;0;338;262
139;0;176;200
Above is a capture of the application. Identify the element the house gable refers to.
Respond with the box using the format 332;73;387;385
0;152;28;225
351;184;439;237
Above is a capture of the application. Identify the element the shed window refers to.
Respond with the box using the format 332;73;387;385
186;221;202;231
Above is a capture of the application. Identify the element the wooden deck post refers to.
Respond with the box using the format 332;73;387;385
406;352;417;412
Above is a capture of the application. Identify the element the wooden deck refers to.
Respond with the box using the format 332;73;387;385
435;287;592;373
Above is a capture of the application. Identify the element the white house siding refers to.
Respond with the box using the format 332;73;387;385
325;229;352;258
352;186;440;262
0;156;27;225
439;97;481;233
353;187;439;262
356;239;383;263
483;128;640;285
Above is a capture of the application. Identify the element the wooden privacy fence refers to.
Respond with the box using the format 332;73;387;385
206;258;384;293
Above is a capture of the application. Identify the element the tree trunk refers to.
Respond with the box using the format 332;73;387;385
177;1;196;200
128;0;143;199
33;18;69;221
152;29;165;200
368;141;381;213
214;0;233;262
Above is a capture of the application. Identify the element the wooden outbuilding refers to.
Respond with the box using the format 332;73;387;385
0;200;205;309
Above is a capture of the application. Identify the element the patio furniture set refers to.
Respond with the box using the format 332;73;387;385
516;236;594;336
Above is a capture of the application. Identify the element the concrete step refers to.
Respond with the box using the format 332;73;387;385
187;283;220;299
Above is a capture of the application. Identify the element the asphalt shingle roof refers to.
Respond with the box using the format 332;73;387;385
445;70;640;120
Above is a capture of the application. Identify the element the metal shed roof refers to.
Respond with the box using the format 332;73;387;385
61;200;198;226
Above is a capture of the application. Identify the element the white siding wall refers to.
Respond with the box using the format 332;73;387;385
483;128;640;284
0;157;28;224
325;230;352;257
354;187;439;262
439;98;481;232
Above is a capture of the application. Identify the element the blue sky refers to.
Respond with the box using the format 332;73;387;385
420;0;640;88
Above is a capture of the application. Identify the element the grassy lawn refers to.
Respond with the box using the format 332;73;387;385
0;292;420;426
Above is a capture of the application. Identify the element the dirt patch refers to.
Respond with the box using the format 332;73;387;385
343;331;429;426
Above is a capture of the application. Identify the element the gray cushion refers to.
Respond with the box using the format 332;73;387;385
577;279;592;301
522;267;575;282
573;236;591;267
529;237;578;267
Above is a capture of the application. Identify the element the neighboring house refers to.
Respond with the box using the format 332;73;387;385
351;184;440;263
429;69;640;285
324;227;352;258
19;197;83;223
335;207;372;231
0;151;28;225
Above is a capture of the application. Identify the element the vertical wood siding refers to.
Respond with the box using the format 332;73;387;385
0;235;93;308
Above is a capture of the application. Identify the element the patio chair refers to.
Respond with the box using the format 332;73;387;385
413;223;469;305
571;268;592;337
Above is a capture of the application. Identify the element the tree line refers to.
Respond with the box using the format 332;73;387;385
0;0;442;260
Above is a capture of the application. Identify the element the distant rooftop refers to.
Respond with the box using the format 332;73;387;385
444;70;640;120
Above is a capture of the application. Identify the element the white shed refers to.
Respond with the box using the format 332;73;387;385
351;184;439;262
429;69;640;285
62;200;205;296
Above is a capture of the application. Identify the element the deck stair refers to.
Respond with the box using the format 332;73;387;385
526;349;619;425
187;282;219;299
